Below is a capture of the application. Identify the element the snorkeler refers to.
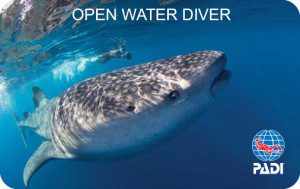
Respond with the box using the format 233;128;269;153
98;43;132;64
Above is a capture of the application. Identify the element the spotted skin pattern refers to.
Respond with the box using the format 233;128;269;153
21;50;230;186
51;51;224;155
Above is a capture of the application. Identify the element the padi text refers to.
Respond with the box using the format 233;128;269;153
253;163;284;175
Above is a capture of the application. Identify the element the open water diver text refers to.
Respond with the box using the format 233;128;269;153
72;8;231;22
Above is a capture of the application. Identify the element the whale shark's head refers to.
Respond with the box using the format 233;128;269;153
127;50;231;113
89;50;230;156
57;50;231;123
130;50;231;123
81;51;230;122
165;50;230;98
52;50;231;158
72;51;230;136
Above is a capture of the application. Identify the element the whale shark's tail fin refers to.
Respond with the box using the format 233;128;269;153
32;87;48;109
24;141;68;186
11;111;28;149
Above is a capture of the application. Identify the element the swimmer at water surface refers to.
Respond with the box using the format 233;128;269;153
98;43;132;64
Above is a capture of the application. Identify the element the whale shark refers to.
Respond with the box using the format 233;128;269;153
16;50;231;186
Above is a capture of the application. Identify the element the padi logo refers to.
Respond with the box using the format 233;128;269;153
252;130;285;175
252;130;285;161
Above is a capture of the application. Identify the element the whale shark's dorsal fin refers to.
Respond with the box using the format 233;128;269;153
32;87;48;109
23;141;67;186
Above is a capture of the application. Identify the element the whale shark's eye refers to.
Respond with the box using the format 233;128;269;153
127;105;135;112
168;91;180;100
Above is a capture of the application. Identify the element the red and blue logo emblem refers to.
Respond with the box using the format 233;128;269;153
252;130;285;161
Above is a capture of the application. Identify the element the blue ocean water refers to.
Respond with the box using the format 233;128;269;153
0;0;299;188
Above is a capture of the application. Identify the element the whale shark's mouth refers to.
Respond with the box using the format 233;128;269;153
211;70;231;97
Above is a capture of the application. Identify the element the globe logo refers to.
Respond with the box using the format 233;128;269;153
252;130;285;161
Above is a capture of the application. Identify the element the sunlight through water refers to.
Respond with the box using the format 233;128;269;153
0;77;11;111
52;57;98;81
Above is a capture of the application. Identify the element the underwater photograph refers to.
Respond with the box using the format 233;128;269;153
0;0;299;188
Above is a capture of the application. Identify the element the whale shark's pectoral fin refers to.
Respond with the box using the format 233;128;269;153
23;141;66;186
32;87;48;109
